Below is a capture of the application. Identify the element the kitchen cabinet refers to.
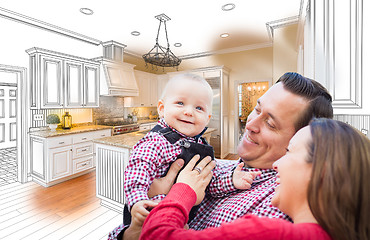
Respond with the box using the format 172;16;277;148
30;129;111;187
27;47;100;109
139;122;157;131
133;70;158;107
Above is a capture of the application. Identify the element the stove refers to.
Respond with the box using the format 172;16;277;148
97;119;140;135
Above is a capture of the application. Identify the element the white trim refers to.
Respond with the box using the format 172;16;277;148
266;16;300;40
0;7;101;46
0;64;29;183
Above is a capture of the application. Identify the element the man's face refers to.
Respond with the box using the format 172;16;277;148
237;82;309;169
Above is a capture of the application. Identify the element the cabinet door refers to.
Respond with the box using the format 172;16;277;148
49;145;72;181
65;60;83;107
84;64;100;107
40;55;64;108
149;77;158;107
133;72;150;107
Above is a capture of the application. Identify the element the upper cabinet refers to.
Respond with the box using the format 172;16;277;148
27;47;100;109
300;0;370;114
132;70;159;107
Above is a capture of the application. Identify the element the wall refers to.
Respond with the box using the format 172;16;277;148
0;17;101;70
273;24;298;82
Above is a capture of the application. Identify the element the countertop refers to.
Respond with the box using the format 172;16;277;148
29;125;112;138
93;127;217;149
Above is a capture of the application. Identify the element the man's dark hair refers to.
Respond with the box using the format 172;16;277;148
276;72;333;131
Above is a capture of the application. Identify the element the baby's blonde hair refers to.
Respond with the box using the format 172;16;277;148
160;73;213;110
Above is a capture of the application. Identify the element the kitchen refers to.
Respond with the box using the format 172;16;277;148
1;0;370;239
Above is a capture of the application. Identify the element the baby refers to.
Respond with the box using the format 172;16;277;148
124;73;259;225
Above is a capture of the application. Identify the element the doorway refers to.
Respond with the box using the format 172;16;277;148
0;83;17;186
234;80;270;152
0;64;28;185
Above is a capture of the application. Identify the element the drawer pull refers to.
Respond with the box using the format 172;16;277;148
101;134;106;136
82;137;87;140
59;141;65;144
82;149;87;152
81;163;87;167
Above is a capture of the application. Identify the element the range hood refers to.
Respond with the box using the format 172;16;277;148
95;41;139;97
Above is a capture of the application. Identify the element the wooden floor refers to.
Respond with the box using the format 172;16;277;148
0;154;238;240
0;171;122;240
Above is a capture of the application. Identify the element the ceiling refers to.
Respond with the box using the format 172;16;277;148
0;0;302;58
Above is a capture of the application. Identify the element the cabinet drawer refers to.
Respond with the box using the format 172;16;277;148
48;136;72;149
139;124;151;131
92;129;112;139
73;142;93;159
72;132;95;144
73;156;93;174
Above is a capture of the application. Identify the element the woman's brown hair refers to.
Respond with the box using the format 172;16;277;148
307;118;370;240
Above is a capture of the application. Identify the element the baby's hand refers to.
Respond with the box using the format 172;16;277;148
232;162;261;190
131;200;159;227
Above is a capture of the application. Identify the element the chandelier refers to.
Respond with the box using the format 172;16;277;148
142;14;181;70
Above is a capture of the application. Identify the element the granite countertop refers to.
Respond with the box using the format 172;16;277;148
94;131;148;148
137;119;159;124
94;127;217;149
29;125;112;138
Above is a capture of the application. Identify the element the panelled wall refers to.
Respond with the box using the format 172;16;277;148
333;114;370;138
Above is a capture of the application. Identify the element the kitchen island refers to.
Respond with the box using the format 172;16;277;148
94;127;216;213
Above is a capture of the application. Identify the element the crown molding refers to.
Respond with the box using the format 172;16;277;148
266;15;299;40
0;7;101;45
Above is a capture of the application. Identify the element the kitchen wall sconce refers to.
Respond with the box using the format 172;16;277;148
142;13;181;71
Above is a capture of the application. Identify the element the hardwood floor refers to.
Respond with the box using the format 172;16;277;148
0;171;122;240
0;154;239;240
224;153;239;160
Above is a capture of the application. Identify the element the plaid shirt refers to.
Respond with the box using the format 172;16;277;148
189;159;292;230
124;118;209;209
108;159;291;239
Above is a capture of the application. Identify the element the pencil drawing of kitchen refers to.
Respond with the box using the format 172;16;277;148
0;0;369;239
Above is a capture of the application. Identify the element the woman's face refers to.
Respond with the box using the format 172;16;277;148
271;126;312;217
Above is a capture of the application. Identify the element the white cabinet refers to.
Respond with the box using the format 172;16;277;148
30;129;111;187
49;145;72;181
139;122;157;131
133;70;158;107
27;47;100;109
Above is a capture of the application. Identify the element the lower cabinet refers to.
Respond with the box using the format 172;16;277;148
30;129;111;187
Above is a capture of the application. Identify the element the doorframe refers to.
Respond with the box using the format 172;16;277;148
0;64;29;183
233;78;272;153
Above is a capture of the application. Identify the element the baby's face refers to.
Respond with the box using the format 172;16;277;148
158;80;212;137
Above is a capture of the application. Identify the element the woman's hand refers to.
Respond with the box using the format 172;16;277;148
176;155;216;205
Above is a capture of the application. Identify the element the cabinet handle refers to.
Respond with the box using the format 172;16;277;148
101;134;106;137
82;137;87;140
82;149;87;152
59;141;65;144
81;163;87;166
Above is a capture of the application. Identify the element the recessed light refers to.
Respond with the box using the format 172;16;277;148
80;8;93;15
220;33;229;38
174;43;182;47
222;3;235;11
131;31;140;36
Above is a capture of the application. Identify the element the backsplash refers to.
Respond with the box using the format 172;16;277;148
92;96;125;121
30;109;92;128
334;114;370;138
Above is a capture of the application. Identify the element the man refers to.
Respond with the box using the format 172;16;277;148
109;72;333;239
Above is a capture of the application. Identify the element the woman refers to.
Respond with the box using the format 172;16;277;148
140;119;370;240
